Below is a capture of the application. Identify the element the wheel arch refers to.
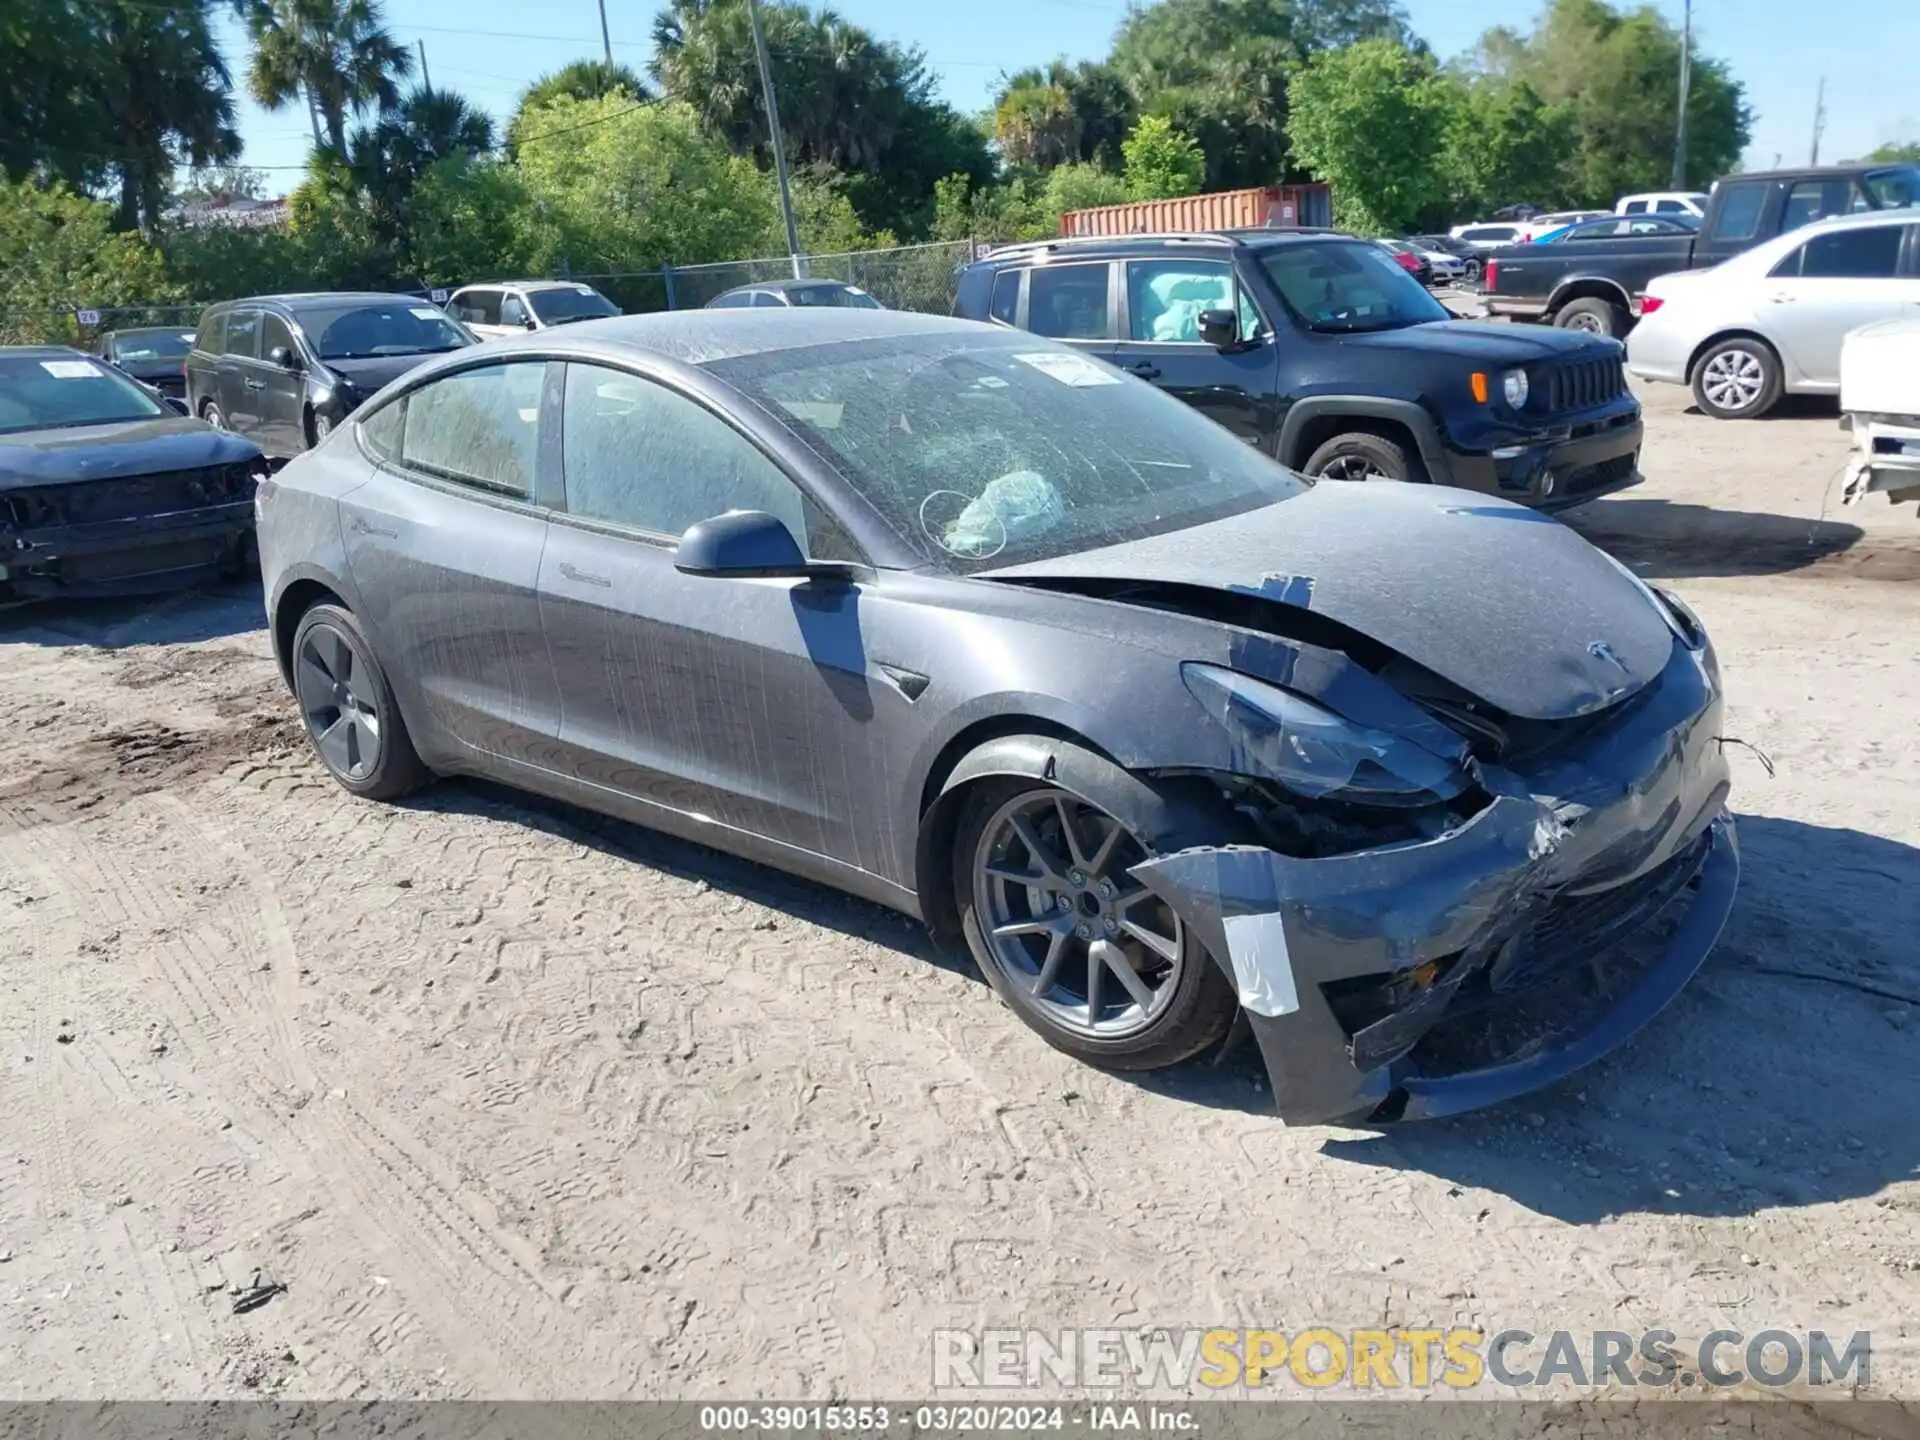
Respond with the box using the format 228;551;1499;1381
1277;396;1449;480
269;566;353;691
1684;328;1782;384
1545;276;1633;317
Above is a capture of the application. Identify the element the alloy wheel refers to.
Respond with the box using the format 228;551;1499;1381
1318;454;1391;482
312;412;333;442
972;791;1185;1039
1700;349;1765;412
294;621;383;781
204;404;225;430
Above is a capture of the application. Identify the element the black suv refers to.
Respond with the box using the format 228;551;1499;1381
954;230;1643;509
186;293;474;458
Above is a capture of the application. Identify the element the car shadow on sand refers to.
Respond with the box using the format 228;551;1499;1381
0;580;264;648
1557;496;1896;581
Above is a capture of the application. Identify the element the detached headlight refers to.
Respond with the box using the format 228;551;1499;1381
1502;368;1530;408
1181;663;1468;806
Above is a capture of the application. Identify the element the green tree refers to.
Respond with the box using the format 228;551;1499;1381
1470;0;1749;198
1436;75;1577;216
1287;39;1452;233
1043;162;1129;215
405;154;538;283
1865;140;1920;163
993;77;1080;170
1121;114;1204;200
0;180;178;344
343;86;495;259
241;0;413;155
96;0;242;232
510;60;651;153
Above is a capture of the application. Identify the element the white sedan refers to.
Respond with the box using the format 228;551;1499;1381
1625;209;1920;419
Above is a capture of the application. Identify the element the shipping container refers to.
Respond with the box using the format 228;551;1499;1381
1059;184;1334;238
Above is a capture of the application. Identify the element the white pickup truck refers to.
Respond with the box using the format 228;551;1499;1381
1841;317;1920;512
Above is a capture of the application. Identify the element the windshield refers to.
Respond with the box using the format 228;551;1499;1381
0;354;167;434
109;331;193;361
1864;166;1920;209
708;333;1307;573
300;303;472;360
527;287;620;325
1257;239;1451;333
789;284;883;310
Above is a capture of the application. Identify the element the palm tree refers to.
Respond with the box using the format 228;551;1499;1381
242;0;412;155
95;0;241;231
344;85;494;250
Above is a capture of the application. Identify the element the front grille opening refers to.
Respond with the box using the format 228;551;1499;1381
1544;356;1627;412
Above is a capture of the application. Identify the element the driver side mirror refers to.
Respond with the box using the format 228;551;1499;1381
675;509;814;579
1198;308;1243;351
521;315;538;330
269;345;300;370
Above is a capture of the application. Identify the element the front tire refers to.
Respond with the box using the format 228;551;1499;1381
1690;337;1783;419
954;780;1236;1072
1553;296;1630;337
290;602;430;801
1304;430;1416;483
202;399;226;430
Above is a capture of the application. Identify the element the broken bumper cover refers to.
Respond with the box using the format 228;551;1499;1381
1;501;255;598
1133;640;1735;1126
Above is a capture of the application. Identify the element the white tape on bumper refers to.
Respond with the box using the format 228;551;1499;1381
1220;910;1301;1017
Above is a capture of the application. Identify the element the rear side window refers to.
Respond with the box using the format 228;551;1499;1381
359;399;404;462
1773;224;1908;279
1655;199;1688;214
751;291;786;308
194;310;224;353
1622;200;1648;214
1027;263;1111;340
988;269;1020;325
452;289;501;326
398;361;547;499
1708;183;1766;243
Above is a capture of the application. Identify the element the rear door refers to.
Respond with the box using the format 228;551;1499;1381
536;360;878;861
218;308;264;436
339;358;563;768
1020;260;1118;364
1762;221;1920;386
1111;256;1279;448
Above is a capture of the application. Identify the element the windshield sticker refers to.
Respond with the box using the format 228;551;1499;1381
40;360;102;379
409;307;444;320
1012;352;1123;387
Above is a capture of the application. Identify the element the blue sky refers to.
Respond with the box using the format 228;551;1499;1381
219;0;1918;192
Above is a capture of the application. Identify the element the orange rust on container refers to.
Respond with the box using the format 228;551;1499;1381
1058;184;1333;238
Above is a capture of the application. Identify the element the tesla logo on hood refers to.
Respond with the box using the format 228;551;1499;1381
1588;639;1630;674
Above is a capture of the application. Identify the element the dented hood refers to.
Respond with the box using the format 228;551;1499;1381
980;481;1674;720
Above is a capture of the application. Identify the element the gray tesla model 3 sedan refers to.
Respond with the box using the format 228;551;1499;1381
255;309;1737;1125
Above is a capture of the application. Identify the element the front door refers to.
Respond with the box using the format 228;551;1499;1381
536;360;876;861
1762;222;1920;385
1111;258;1281;448
340;358;563;769
255;311;308;455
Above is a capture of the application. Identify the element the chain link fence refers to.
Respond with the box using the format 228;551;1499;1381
0;240;982;350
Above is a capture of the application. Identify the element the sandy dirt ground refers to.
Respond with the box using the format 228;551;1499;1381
2;381;1918;1406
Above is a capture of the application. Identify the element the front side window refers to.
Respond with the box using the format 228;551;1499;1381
1774;224;1907;279
499;294;529;328
751;291;786;308
0;353;167;435
299;302;471;361
1026;263;1111;340
398;361;546;498
109;330;193;362
1257;240;1450;333
1863;166;1920;210
788;284;883;310
224;310;262;359
1125;260;1251;343
1709;182;1766;243
260;314;296;362
559;363;817;550
988;269;1020;325
708;332;1307;573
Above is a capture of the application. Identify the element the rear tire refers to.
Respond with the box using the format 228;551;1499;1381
1304;430;1416;483
289;602;430;801
953;777;1237;1072
1553;296;1630;337
201;399;225;430
1690;337;1784;419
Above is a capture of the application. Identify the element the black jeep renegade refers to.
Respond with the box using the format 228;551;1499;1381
954;229;1643;510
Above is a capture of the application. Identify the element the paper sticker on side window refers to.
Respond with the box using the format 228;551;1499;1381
1012;352;1122;387
40;360;101;379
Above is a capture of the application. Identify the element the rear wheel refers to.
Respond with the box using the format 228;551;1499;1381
290;602;430;801
955;781;1236;1071
1553;296;1630;337
1304;430;1415;483
1690;338;1783;419
201;399;225;430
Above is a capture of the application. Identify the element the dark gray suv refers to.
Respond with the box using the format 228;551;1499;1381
185;293;474;458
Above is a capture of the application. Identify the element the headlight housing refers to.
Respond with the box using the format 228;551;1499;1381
1181;663;1469;807
1502;368;1530;408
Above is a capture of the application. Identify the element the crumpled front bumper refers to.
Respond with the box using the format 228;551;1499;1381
1131;639;1736;1126
2;501;255;598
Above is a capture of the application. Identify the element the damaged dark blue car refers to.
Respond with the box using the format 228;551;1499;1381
254;310;1736;1125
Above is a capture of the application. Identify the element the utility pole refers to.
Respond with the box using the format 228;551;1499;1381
598;0;613;66
417;39;433;97
1669;0;1691;188
748;0;805;278
1809;76;1827;164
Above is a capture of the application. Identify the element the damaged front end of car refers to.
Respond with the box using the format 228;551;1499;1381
1139;599;1736;1127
